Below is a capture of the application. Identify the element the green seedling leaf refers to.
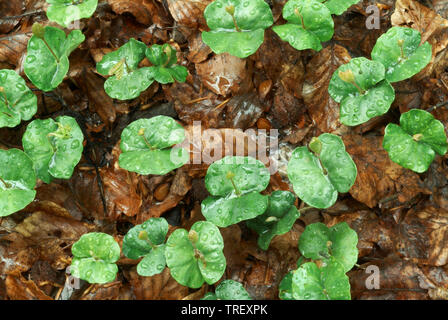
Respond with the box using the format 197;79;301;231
318;0;360;15
70;232;120;284
202;0;274;58
272;0;334;52
383;109;448;173
246;190;300;250
22;116;84;183
287;133;357;209
0;70;37;128
279;271;294;300
118;116;188;175
371;26;432;83
298;222;358;272
0;149;36;217
146;44;188;84
96;38;153;100
291;258;351;300
122;217;169;277
328;57;395;126
165;221;226;289
24;25;85;92
46;0;98;28
202;280;252;300
202;156;270;227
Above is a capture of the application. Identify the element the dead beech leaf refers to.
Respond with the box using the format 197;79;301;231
80;282;122;300
127;267;189;300
187;32;212;64
392;0;448;79
397;206;448;266
167;0;212;28
225;92;264;129
302;44;351;133
6;274;53;300
107;0;171;26
0;1;23;34
14;211;94;269
0;232;39;275
196;53;251;96
0;31;30;66
343;134;426;208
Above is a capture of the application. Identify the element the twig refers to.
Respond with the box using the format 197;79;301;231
425;100;448;112
0;10;45;21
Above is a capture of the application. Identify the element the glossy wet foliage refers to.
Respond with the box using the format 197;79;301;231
0;149;36;217
372;27;432;83
383;109;448;173
298;222;358;272
202;280;252;300
122;217;169;277
328;57;395;126
70;232;121;284
24;26;85;91
318;0;360;15
202;0;274;58
246;190;300;250
202;156;270;227
273;0;334;52
146;44;188;84
96;38;153;100
291;258;351;300
22;116;84;184
118;115;188;175
287;134;357;209
165;221;226;289
0;70;37;128
46;0;99;28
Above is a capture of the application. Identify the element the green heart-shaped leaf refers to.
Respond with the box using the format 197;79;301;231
291;258;351;300
122;217;168;277
205;156;270;196
201;192;269;228
273;0;334;52
202;293;218;300
165;221;226;289
118;116;188;175
288;133;357;209
202;280;252;300
96;38;153;100
70;232;120;284
24;26;85;92
202;0;273;58
318;0;360;15
279;271;294;300
22;116;84;183
46;0;98;28
247;190;300;250
383;109;448;173
329;57;395;126
298;222;358;272
371;27;432;83
0;149;36;217
145;44;188;84
0;70;37;128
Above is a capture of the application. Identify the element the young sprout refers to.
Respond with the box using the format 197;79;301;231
225;5;241;32
188;229;199;243
397;39;407;60
32;23;60;63
338;69;365;95
226;170;241;196
309;137;322;155
412;133;423;141
108;58;128;80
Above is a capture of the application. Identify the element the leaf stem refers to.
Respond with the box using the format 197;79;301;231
226;171;241;196
43;38;60;63
0;177;11;189
226;5;241;32
294;8;305;29
0;87;12;111
397;39;407;60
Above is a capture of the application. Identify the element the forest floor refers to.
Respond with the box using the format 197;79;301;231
1;0;448;300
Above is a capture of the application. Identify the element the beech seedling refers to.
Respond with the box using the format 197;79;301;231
202;280;252;300
46;0;99;28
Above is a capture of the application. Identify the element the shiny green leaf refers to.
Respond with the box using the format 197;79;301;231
0;69;37;128
371;27;432;83
145;44;188;84
0;149;36;217
279;271;294;300
208;280;252;300
318;0;360;15
46;0;98;28
383;109;447;173
137;245;167;277
24;27;84;91
22;116;84;183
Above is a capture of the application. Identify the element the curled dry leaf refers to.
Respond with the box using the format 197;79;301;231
343;134;427;208
302;44;351;133
6;274;53;300
391;0;448;79
167;0;212;29
0;30;30;67
80;282;122;300
187;32;212;64
107;0;171;26
196;53;251;96
0;232;39;275
0;1;23;34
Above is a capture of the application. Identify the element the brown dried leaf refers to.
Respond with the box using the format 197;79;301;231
167;0;212;29
0;232;39;275
187;32;212;64
0;1;23;34
107;0;171;26
0;30;30;66
344;134;426;208
302;44;351;133
6;274;53;300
